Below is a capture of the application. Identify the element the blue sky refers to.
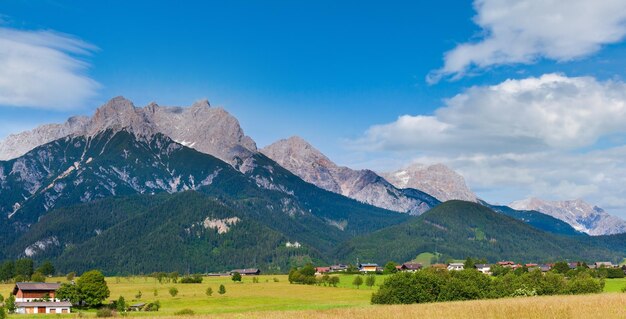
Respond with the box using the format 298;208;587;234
3;0;626;216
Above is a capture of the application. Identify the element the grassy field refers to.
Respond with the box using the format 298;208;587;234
1;275;625;318
605;278;626;292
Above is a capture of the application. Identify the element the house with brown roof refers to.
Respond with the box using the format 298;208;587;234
12;282;71;314
315;267;331;275
399;263;422;272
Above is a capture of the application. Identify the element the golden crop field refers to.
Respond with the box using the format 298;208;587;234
1;275;625;318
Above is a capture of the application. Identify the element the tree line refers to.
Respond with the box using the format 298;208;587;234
372;267;605;304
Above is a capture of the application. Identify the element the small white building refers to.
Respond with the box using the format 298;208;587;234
475;264;491;275
447;263;464;271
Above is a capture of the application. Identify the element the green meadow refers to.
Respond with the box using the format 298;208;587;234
1;275;624;318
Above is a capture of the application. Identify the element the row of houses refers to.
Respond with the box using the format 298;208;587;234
314;260;624;276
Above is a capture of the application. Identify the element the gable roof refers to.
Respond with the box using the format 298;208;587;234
15;302;72;307
13;282;61;295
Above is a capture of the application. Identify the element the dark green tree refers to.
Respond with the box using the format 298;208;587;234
77;270;110;307
116;296;126;313
231;272;242;282
552;261;570;274
0;261;15;282
66;272;76;281
383;262;398;274
14;258;33;279
218;284;226;295
36;261;55;276
0;305;5;319
353;276;363;289
56;283;82;305
5;295;16;314
31;272;46;282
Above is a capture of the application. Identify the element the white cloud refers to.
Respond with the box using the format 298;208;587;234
352;73;626;217
0;27;100;110
428;0;626;82
357;74;626;153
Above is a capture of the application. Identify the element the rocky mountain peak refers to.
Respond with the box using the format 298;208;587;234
509;197;626;235
261;136;438;215
0;97;257;168
191;99;210;109
381;163;478;203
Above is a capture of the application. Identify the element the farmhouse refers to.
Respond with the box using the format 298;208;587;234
315;267;331;275
594;262;614;268
12;282;71;314
330;264;348;272
359;263;379;273
230;268;260;275
399;262;422;272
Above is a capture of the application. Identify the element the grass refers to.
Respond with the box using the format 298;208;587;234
410;252;439;267
1;275;625;318
605;278;626;292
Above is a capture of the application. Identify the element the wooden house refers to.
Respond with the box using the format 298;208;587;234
12;282;71;314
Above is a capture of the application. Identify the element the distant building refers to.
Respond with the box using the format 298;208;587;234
497;261;515;267
12;282;71;314
594;262;614;268
315;267;331;275
399;262;422;272
447;263;464;271
539;264;552;272
229;268;260;276
330;264;348;272
359;263;379;273
474;264;491;274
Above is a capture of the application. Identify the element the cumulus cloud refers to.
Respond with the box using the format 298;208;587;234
358;73;626;153
428;0;626;83
0;27;100;110
352;74;626;216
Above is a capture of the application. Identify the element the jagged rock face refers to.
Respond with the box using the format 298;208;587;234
509;198;626;235
0;129;233;224
145;99;257;167
381;163;478;203
261;136;438;215
0;97;257;168
0;116;90;161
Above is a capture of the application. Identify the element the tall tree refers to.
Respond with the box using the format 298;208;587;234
77;270;110;307
36;261;55;276
14;259;33;279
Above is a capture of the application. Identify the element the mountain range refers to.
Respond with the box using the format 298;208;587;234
0;96;625;273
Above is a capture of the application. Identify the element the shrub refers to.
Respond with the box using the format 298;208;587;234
174;309;194;315
135;291;142;299
0;306;6;319
252;277;259;283
273;277;279;282
218;284;226;295
231;272;242;282
205;287;213;296
352;276;363;289
621;285;626;293
566;273;604;294
510;286;538;297
143;301;160;312
169;287;178;297
95;308;113;317
179;274;203;283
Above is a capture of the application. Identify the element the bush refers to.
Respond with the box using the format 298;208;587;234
174;309;194;315
205;287;213;296
566;274;604;294
0;306;6;319
143;301;160;312
218;284;226;295
273;277;279;282
621;285;626;293
95;308;113;317
169;287;178;297
179;274;203;283
231;272;242;282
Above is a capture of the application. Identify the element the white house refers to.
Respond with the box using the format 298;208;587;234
447;263;464;271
